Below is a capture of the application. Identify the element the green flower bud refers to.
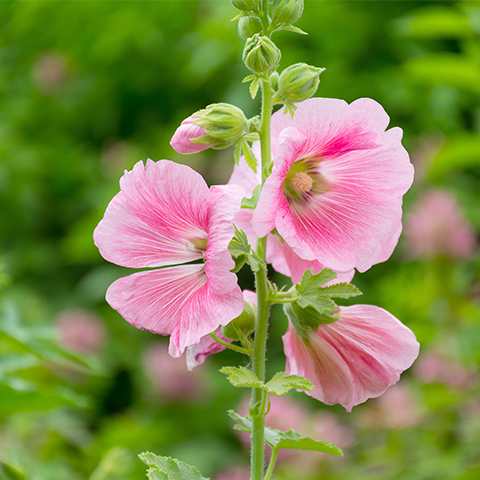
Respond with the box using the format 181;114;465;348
272;0;304;25
277;63;325;103
231;0;260;12
269;71;279;92
191;103;247;149
243;34;281;74
238;16;263;40
221;301;256;340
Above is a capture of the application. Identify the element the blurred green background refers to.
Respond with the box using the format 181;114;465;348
1;1;479;479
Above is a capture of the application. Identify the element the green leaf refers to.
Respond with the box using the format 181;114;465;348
220;366;263;389
228;411;343;456
228;226;266;273
249;76;260;99
318;282;362;299
139;453;209;480
233;141;242;166
241;139;258;174
284;303;339;339
272;24;308;35
241;184;261;209
295;270;338;313
265;372;314;395
147;468;168;480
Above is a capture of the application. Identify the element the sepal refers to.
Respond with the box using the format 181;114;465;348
238;15;263;40
272;0;304;26
243;34;281;75
229;226;266;272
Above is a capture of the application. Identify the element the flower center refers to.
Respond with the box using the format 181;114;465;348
290;171;313;193
187;237;208;253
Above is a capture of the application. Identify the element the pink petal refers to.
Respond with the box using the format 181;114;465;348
186;327;231;371
106;265;244;357
170;116;211;154
94;160;211;268
228;157;261;198
283;305;419;411
205;185;244;295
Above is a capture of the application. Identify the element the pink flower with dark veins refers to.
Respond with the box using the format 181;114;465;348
228;158;354;284
251;98;414;273
283;305;420;412
94;159;244;357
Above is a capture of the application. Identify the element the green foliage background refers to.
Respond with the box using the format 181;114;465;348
0;1;479;479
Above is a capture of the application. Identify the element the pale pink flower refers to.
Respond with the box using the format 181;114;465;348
170;116;211;154
186;290;257;370
357;383;421;429
55;309;106;354
32;51;70;95
143;342;205;400
228;159;354;283
414;352;478;390
94;159;244;357
252;98;414;273
404;188;477;260
283;305;420;412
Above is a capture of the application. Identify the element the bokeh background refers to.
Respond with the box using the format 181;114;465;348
1;1;479;479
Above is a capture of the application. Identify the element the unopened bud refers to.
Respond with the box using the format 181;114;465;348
243;34;281;74
190;103;247;150
231;0;260;12
272;0;304;25
269;71;279;92
238;16;263;40
277;63;325;103
221;300;256;340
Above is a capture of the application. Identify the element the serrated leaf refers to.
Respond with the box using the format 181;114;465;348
265;372;314;395
228;411;342;456
318;282;362;299
220;366;263;389
241;185;261;209
229;226;266;273
284;303;339;338
139;453;209;480
249;77;260;99
233;141;242;166
295;269;339;313
147;468;168;480
242;75;256;83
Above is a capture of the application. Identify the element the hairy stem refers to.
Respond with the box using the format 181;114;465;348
250;78;273;480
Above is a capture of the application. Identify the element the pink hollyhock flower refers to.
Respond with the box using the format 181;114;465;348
143;342;205;400
404;188;477;260
55;308;106;354
170;116;211;154
94;159;244;357
252;97;414;273
283;305;420;412
186;289;257;370
228;159;354;284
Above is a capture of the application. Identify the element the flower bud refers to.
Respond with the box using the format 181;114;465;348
243;34;281;74
177;103;247;152
170;116;211;154
238;16;263;40
277;63;325;103
231;0;260;12
221;300;256;340
272;0;304;25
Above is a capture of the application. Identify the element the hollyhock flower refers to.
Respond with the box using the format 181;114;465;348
55;308;106;354
228;158;354;283
170;116;211;154
252;97;414;273
186;290;257;370
94;159;244;357
404;188;477;260
283;305;420;412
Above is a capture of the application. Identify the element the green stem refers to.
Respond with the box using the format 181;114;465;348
250;77;273;480
209;333;251;355
263;449;279;480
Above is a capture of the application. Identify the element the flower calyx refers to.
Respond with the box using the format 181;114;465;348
243;34;281;75
190;103;247;149
231;0;261;14
221;300;256;341
238;15;263;40
275;63;325;106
